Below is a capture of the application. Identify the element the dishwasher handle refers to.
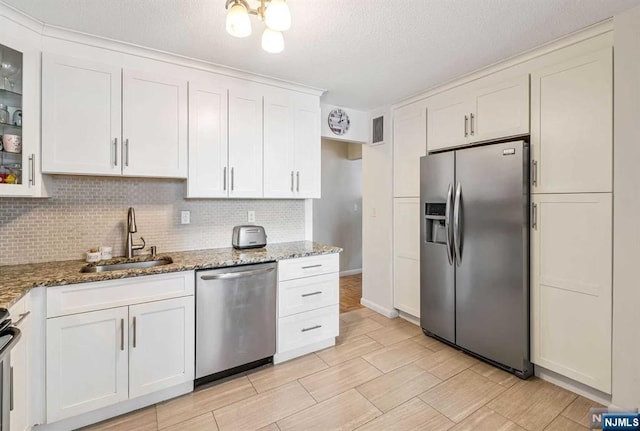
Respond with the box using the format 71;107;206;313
200;266;275;280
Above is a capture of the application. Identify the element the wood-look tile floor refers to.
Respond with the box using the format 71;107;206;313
83;308;603;431
340;274;363;313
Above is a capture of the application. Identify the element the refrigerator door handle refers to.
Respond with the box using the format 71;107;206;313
453;182;463;265
444;183;454;265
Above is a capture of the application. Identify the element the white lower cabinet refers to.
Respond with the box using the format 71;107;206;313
129;297;194;399
393;198;421;318
46;273;195;423
9;295;33;431
531;193;612;393
275;254;340;363
46;307;129;423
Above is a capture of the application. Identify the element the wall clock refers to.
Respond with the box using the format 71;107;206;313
328;108;350;136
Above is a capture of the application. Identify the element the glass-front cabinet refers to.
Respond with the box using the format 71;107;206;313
0;13;45;197
0;44;24;188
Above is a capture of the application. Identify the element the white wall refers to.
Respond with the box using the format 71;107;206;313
361;107;396;317
321;104;370;144
313;139;362;274
612;5;640;409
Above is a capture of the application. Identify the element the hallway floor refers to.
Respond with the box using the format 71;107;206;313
340;273;363;313
83;308;602;431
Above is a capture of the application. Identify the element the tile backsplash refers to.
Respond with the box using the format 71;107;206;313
0;176;306;265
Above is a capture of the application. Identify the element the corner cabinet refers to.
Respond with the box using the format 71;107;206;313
264;92;321;199
42;53;188;178
0;15;46;197
45;272;195;424
426;74;529;152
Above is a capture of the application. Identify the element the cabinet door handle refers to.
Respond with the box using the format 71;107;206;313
301;325;322;333
120;318;124;351
464;115;469;137
223;166;227;191
470;113;475;135
29;154;35;186
13;311;30;327
132;316;137;348
532;160;538;187
231;167;235;191
290;171;294;192
125;138;130;167
10;365;13;412
296;171;300;192
532;203;538;230
302;264;322;270
114;138;118;167
301;291;322;297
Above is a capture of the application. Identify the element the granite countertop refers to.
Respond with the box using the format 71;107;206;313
0;241;342;310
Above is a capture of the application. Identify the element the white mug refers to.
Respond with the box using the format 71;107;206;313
86;251;101;263
100;246;113;260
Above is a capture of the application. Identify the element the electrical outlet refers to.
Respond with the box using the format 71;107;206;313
247;211;256;223
181;210;191;225
371;207;377;218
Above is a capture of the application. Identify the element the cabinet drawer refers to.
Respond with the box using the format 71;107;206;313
47;271;195;318
279;273;339;318
278;254;339;281
277;305;339;353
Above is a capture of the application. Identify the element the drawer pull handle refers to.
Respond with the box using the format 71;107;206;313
301;264;322;270
302;291;322;297
301;325;322;332
13;311;30;327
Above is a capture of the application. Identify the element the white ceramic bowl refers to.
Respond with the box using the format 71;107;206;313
2;134;21;153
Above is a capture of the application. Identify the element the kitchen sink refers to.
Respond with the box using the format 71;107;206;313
80;257;173;273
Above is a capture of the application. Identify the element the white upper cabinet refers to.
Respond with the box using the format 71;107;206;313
531;48;612;194
0;15;46;197
472;75;530;143
187;81;228;198
42;57;188;179
263;93;295;198
426;93;472;153
393;99;427;197
264;92;320;199
426;74;530;152
42;54;121;176
228;88;263;198
122;70;187;178
293;102;321;198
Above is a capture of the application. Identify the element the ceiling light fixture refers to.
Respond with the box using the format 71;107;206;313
224;0;290;54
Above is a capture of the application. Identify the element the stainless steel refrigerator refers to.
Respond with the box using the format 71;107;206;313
420;140;532;378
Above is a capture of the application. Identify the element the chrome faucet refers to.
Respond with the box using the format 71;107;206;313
125;207;145;259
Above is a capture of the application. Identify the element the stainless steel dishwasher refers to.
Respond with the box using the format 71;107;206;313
195;262;277;386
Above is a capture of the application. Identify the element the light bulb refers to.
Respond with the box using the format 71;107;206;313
265;0;291;32
226;2;252;38
261;28;284;53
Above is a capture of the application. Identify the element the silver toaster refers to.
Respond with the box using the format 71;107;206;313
232;225;267;249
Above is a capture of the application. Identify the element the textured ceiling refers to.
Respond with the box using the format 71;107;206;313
4;0;639;109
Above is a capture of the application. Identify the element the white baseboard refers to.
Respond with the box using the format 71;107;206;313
398;310;420;326
535;366;613;407
38;382;193;431
360;298;399;318
340;268;362;277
